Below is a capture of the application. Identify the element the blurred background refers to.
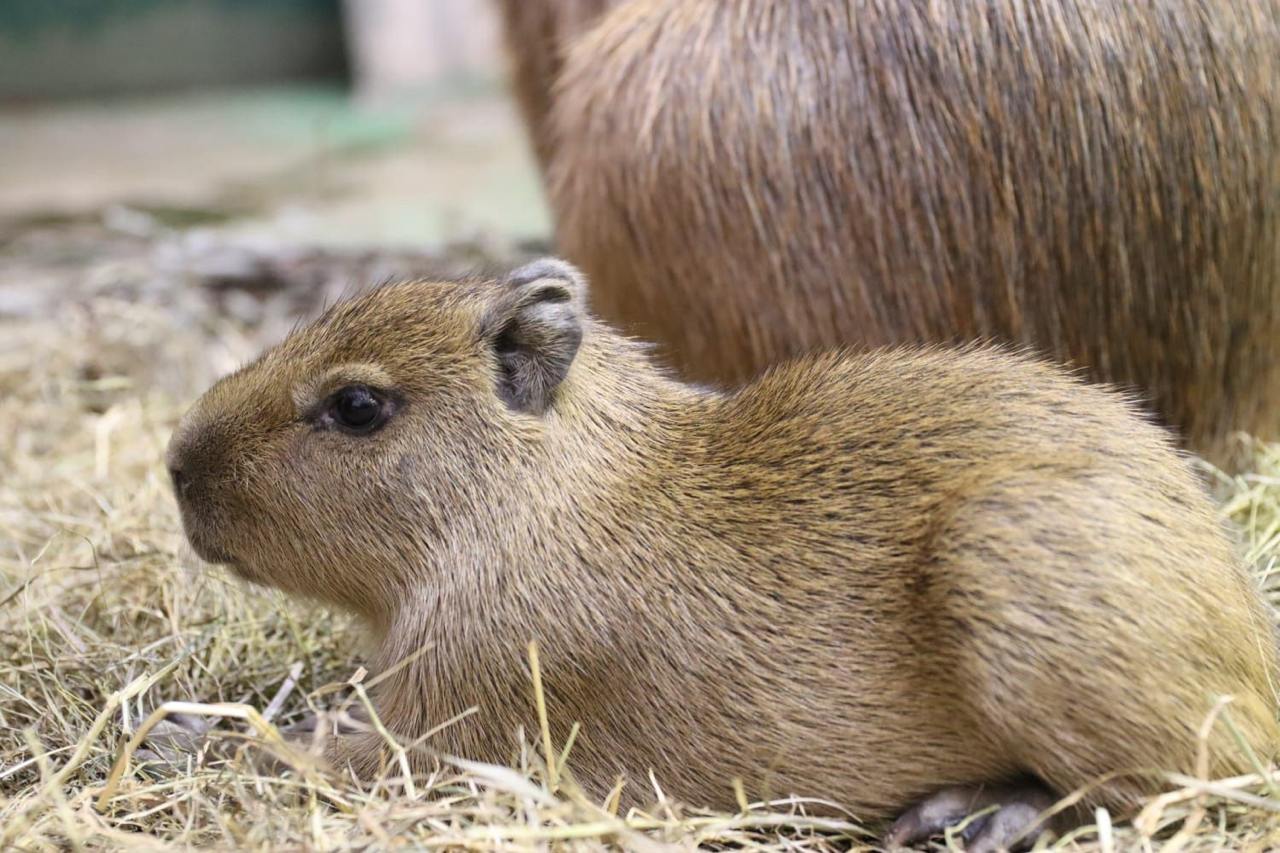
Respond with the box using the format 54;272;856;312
0;0;546;338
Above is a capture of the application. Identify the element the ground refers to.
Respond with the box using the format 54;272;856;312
1;85;1279;851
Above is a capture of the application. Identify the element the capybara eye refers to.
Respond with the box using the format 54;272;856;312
328;385;387;434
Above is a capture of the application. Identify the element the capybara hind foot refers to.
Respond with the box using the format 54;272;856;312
885;780;1057;852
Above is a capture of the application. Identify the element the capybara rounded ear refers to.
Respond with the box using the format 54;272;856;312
483;258;587;414
504;257;588;307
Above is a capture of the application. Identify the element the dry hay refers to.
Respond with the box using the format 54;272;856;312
2;264;1280;851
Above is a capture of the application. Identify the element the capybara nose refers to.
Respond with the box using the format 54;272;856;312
168;464;188;496
165;430;191;498
165;415;212;502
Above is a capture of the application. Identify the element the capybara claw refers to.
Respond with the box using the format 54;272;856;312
885;781;1056;852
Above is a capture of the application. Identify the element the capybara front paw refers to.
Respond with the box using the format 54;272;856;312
885;780;1057;852
134;712;217;773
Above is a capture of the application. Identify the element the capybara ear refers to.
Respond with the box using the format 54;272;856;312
483;258;587;414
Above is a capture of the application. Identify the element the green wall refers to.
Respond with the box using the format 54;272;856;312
0;0;348;101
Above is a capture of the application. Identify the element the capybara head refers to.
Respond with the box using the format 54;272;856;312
166;259;589;617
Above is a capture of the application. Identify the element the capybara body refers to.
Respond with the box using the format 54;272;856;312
167;260;1279;845
496;0;1280;467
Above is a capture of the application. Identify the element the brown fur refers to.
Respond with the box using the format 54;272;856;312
497;0;1280;468
495;0;613;175
167;260;1279;827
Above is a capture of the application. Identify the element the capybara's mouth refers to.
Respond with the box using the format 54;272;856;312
174;506;276;585
189;538;265;584
189;539;239;568
178;516;239;567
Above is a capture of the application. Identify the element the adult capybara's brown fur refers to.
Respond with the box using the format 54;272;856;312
496;0;1280;468
167;260;1279;848
495;0;613;175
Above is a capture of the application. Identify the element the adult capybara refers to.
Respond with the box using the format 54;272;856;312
495;0;1280;468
